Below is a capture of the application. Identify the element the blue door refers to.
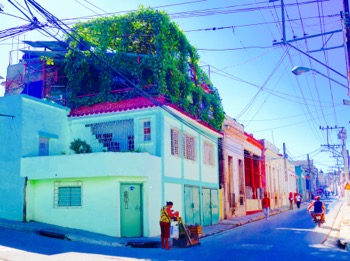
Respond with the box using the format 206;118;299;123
202;188;219;226
184;186;200;225
120;184;142;237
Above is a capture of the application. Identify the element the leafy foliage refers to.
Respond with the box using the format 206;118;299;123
63;7;224;130
70;139;92;154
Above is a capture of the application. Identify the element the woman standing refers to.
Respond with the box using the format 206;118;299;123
159;201;178;250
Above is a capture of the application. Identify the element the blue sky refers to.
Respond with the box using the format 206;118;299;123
0;0;348;172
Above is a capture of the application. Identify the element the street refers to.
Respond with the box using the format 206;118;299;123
0;198;349;261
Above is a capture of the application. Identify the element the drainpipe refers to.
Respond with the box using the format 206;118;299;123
22;177;28;222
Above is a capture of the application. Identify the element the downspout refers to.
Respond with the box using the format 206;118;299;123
22;176;28;222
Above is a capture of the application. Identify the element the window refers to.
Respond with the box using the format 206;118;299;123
171;129;180;156
55;181;82;208
183;133;196;161
128;135;135;151
39;137;49;156
143;121;151;141
58;187;81;207
203;141;215;166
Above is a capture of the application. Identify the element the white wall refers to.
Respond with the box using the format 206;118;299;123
23;152;162;237
0;95;69;221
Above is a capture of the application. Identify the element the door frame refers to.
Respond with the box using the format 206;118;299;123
120;183;143;237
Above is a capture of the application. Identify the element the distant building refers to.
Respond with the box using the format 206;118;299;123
261;139;285;209
220;115;245;218
243;132;263;214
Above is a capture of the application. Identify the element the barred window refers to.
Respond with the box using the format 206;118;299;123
203;142;215;166
55;181;82;208
128;135;135;151
183;134;196;161
143;121;151;141
171;129;180;156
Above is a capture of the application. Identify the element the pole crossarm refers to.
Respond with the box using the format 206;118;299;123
273;29;342;46
289;45;347;79
308;44;344;53
0;113;15;118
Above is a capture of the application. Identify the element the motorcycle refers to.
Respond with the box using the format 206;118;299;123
312;212;324;227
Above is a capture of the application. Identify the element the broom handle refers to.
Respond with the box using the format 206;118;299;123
180;218;193;245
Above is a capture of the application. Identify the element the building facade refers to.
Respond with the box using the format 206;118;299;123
1;94;222;237
220;115;246;219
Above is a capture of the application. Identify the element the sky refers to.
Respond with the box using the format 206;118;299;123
0;0;348;172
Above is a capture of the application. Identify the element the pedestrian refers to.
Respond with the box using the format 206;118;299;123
159;201;179;250
295;193;301;209
289;192;294;210
262;193;271;220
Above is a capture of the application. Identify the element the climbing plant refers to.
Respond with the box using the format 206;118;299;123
63;6;224;130
70;139;92;154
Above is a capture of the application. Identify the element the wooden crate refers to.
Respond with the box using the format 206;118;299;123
188;225;202;235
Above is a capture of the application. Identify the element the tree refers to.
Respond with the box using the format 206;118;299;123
64;6;224;130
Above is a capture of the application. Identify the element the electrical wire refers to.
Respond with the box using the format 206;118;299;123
3;0;344;168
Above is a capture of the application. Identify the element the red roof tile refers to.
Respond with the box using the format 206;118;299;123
69;96;166;117
69;96;222;135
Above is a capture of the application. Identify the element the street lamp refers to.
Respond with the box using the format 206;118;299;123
291;66;348;89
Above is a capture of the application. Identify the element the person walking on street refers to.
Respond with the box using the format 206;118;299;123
262;193;271;220
289;192;294;210
159;201;179;250
295;193;301;209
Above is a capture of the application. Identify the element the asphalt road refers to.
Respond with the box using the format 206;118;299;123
0;198;349;261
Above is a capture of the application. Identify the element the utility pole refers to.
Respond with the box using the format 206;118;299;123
338;128;350;205
342;0;350;93
283;143;289;203
307;154;311;200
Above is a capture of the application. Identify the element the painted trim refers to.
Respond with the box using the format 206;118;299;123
38;131;59;139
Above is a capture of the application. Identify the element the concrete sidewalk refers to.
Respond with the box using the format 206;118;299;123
337;201;350;250
0;199;349;250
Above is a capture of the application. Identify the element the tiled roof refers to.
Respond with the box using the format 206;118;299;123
69;96;222;135
69;96;166;117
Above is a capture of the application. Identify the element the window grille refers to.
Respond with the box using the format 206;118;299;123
143;121;151;141
203;141;214;166
171;129;180;156
183;133;196;161
238;159;245;195
89;119;134;152
128;135;135;151
54;181;82;208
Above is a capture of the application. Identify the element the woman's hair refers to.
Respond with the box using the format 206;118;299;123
166;201;173;206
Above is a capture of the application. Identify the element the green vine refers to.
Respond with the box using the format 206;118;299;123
61;7;224;130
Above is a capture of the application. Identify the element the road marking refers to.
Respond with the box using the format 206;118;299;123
226;244;273;251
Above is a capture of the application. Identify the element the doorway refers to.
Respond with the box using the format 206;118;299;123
202;188;219;226
120;183;142;237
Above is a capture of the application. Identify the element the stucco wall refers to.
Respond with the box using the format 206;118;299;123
164;183;183;217
0;95;69;221
23;152;161;237
162;112;220;184
69;109;162;156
